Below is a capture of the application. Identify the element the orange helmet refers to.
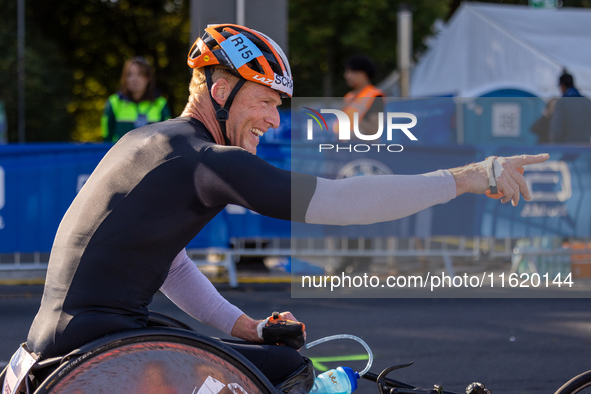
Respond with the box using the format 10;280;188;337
187;24;293;98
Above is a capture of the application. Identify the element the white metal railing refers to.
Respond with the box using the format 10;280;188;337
4;238;588;288
0;251;48;269
213;236;485;282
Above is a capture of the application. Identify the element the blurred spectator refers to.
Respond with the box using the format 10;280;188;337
530;98;557;144
334;55;385;137
336;55;386;271
549;70;591;144
102;57;171;143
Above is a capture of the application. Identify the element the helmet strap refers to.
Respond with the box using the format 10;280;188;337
204;67;246;146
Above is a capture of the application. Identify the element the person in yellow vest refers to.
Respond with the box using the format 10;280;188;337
333;55;385;137
101;57;171;143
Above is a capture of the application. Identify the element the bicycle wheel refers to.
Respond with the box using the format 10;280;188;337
34;327;275;394
555;370;591;394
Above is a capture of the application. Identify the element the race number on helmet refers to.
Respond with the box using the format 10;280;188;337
187;24;293;98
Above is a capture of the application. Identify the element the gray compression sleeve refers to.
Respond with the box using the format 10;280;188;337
305;170;457;225
160;249;244;335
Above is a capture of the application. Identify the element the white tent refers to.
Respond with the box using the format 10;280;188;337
410;2;591;97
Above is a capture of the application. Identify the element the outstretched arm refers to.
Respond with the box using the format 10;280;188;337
304;169;456;225
305;153;549;225
195;145;549;226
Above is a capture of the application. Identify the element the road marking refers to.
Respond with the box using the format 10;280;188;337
308;354;369;372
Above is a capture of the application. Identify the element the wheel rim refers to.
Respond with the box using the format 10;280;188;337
35;330;274;394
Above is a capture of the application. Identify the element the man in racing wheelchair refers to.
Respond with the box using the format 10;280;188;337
4;23;546;394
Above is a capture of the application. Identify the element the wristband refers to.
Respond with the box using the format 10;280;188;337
257;318;269;340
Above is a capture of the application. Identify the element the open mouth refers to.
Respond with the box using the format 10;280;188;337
251;128;264;137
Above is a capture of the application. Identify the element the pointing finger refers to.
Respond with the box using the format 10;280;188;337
506;153;549;168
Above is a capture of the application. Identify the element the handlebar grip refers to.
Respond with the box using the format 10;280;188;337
269;312;305;327
485;167;524;199
263;312;306;349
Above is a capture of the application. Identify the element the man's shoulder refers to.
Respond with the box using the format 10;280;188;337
199;145;275;175
151;117;215;139
201;143;259;161
119;117;216;152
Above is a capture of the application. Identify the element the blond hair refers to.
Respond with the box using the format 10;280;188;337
189;67;240;97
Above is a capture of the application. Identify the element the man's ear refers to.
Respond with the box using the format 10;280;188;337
211;78;230;106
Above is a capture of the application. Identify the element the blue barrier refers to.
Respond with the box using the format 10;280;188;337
290;97;546;145
0;144;112;253
0;143;292;253
290;143;591;238
477;145;591;238
1;142;590;254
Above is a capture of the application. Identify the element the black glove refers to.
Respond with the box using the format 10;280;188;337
260;312;306;349
466;382;492;394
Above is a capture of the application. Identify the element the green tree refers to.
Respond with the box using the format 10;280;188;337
0;0;74;142
289;0;591;98
0;0;191;142
289;0;450;97
32;0;191;141
2;0;590;141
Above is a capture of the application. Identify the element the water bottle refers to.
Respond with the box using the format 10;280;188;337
310;367;359;394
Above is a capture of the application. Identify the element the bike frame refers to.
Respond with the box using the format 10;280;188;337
361;363;460;394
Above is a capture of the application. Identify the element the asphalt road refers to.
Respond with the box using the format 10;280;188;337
1;284;590;394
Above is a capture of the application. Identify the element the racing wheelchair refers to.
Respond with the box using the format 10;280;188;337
3;311;591;394
0;312;278;394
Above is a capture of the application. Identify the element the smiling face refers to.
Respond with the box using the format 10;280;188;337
225;82;282;154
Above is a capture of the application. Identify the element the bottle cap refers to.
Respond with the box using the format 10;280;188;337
338;367;359;393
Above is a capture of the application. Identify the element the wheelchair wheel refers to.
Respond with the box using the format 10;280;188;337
555;370;591;394
34;327;275;394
